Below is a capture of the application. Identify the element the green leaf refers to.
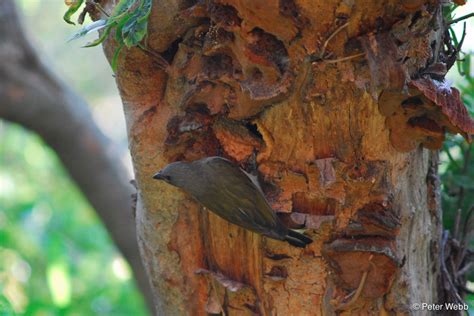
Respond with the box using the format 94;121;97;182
64;0;153;73
463;54;471;78
122;0;152;48
443;4;457;20
110;0;137;18
114;14;132;43
449;27;459;47
63;0;85;25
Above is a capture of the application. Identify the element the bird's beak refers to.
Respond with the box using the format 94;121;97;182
153;172;164;180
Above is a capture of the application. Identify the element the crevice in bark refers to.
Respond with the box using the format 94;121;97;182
244;122;263;141
161;37;183;64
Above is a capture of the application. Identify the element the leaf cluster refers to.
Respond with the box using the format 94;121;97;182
64;0;152;71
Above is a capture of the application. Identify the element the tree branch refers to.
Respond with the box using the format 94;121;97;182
0;0;154;312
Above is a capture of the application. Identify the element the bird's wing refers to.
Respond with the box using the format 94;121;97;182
201;158;284;236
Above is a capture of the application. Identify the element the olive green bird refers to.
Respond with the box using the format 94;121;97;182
153;156;312;247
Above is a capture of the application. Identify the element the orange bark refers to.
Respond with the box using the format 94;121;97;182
98;0;474;314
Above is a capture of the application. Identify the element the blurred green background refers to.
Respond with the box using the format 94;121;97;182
0;0;473;315
0;0;147;315
442;5;474;312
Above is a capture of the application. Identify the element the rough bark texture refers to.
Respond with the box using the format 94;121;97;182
0;1;154;311
99;0;474;314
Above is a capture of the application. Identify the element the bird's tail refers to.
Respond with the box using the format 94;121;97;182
284;230;313;248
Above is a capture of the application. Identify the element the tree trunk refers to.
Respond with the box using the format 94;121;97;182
100;0;474;314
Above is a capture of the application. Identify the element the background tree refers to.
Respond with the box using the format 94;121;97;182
0;1;153;313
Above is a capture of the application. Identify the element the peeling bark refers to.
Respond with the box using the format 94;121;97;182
98;0;472;314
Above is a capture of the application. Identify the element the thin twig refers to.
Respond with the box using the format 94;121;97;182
456;143;472;215
458;22;467;55
448;13;474;25
441;230;465;304
95;4;110;17
319;22;349;59
456;261;474;278
87;0;110;17
443;144;461;170
307;22;362;65
454;208;462;240
336;255;374;311
324;52;366;64
461;205;474;243
457;205;474;271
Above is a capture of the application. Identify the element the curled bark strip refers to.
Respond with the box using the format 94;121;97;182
359;32;406;94
380;77;474;152
346;201;401;239
334;255;375;311
410;78;474;140
195;268;247;292
323;238;399;298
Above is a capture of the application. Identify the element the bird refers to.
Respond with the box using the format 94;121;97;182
152;156;312;247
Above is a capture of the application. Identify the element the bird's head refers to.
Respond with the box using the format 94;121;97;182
153;161;196;191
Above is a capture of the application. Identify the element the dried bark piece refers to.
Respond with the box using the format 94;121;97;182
314;158;336;187
265;265;288;281
288;212;335;230
386;113;445;151
166;112;212;143
333;255;374;311
164;111;218;160
359;9;438;99
212;120;262;162
366;9;474;152
196;268;260;314
323;238;399;298
196;268;247;292
179;81;234;115
271;171;308;212
205;287;223;314
346;202;401;239
401;0;427;12
175;2;296;121
292;193;338;216
215;0;298;42
359;33;406;95
380;78;474;152
410;78;474;140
